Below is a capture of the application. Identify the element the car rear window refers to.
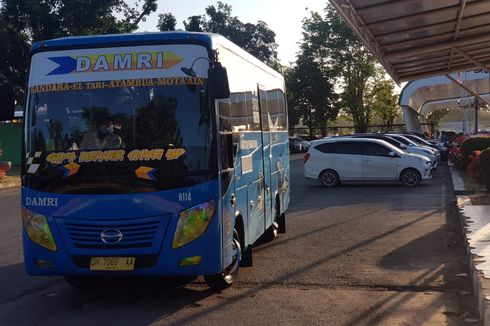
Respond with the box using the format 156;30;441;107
363;142;392;157
336;141;363;155
315;142;336;153
380;137;402;148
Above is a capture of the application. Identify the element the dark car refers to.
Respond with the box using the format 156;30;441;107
289;137;310;153
351;133;406;150
299;135;321;142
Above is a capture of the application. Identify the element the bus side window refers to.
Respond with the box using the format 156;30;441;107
245;91;260;131
270;89;287;131
278;90;287;130
258;88;269;132
220;133;234;170
218;98;234;170
231;92;247;132
218;98;232;132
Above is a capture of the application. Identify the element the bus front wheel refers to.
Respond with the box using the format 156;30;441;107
204;229;241;290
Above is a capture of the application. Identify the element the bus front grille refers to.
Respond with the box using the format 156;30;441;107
59;216;165;250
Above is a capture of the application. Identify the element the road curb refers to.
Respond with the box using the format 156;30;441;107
450;167;490;325
456;196;490;326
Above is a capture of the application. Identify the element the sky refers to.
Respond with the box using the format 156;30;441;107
136;0;328;65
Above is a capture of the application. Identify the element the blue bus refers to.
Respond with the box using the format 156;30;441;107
1;32;289;289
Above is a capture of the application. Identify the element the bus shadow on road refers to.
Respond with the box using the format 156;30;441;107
363;201;479;325
0;265;220;325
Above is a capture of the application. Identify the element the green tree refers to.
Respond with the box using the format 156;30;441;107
0;13;29;87
366;73;399;128
286;12;338;137
426;109;450;126
183;15;205;32
157;12;176;31
0;0;157;88
284;67;301;132
324;6;377;133
182;2;279;68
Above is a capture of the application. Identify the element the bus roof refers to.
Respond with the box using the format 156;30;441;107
30;31;283;81
30;31;215;53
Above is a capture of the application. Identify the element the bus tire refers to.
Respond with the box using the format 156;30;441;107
240;244;253;267
263;221;278;242
204;229;241;290
275;197;285;234
277;213;286;234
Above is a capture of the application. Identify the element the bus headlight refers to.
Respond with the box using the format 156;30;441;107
21;208;57;252
172;200;216;249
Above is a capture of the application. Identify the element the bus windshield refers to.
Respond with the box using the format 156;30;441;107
25;82;217;194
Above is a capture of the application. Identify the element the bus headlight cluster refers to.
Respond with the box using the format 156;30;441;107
21;208;57;252
172;200;216;249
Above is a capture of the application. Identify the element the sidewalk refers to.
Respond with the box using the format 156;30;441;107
0;165;21;189
450;166;490;325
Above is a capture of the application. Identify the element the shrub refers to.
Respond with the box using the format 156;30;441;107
448;135;467;168
467;150;481;181
460;136;490;167
480;149;490;189
450;146;465;168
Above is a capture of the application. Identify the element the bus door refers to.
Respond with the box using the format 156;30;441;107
258;85;273;229
218;99;237;268
245;91;265;244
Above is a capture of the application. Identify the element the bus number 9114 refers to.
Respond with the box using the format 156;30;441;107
179;192;192;202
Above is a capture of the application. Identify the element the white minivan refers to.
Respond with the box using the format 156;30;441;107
304;138;432;187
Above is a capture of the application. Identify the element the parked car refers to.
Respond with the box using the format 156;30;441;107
346;134;438;168
386;134;441;160
298;135;321;142
401;133;446;153
399;133;447;161
304;138;432;187
289;136;310;153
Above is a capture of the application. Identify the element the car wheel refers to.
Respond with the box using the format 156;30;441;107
400;168;421;186
319;169;339;187
204;229;241;290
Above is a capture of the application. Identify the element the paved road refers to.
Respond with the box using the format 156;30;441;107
0;155;481;325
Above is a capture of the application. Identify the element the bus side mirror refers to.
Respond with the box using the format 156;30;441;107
0;84;15;121
208;63;230;99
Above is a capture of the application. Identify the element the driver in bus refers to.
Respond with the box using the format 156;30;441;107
80;119;123;150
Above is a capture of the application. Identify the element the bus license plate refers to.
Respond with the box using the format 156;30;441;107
89;257;135;271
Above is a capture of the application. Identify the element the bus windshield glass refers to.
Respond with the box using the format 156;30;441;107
24;82;216;194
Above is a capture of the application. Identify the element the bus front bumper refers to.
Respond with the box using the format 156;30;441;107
23;218;223;277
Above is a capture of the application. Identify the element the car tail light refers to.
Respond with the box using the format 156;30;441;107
304;153;310;163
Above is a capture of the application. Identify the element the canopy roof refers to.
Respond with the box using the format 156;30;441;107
329;0;490;83
399;71;490;116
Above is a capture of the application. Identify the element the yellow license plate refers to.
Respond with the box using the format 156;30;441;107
89;257;135;271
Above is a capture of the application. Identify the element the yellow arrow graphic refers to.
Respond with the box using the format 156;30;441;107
63;162;80;177
135;166;156;181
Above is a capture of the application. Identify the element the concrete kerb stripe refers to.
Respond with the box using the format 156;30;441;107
451;168;490;325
